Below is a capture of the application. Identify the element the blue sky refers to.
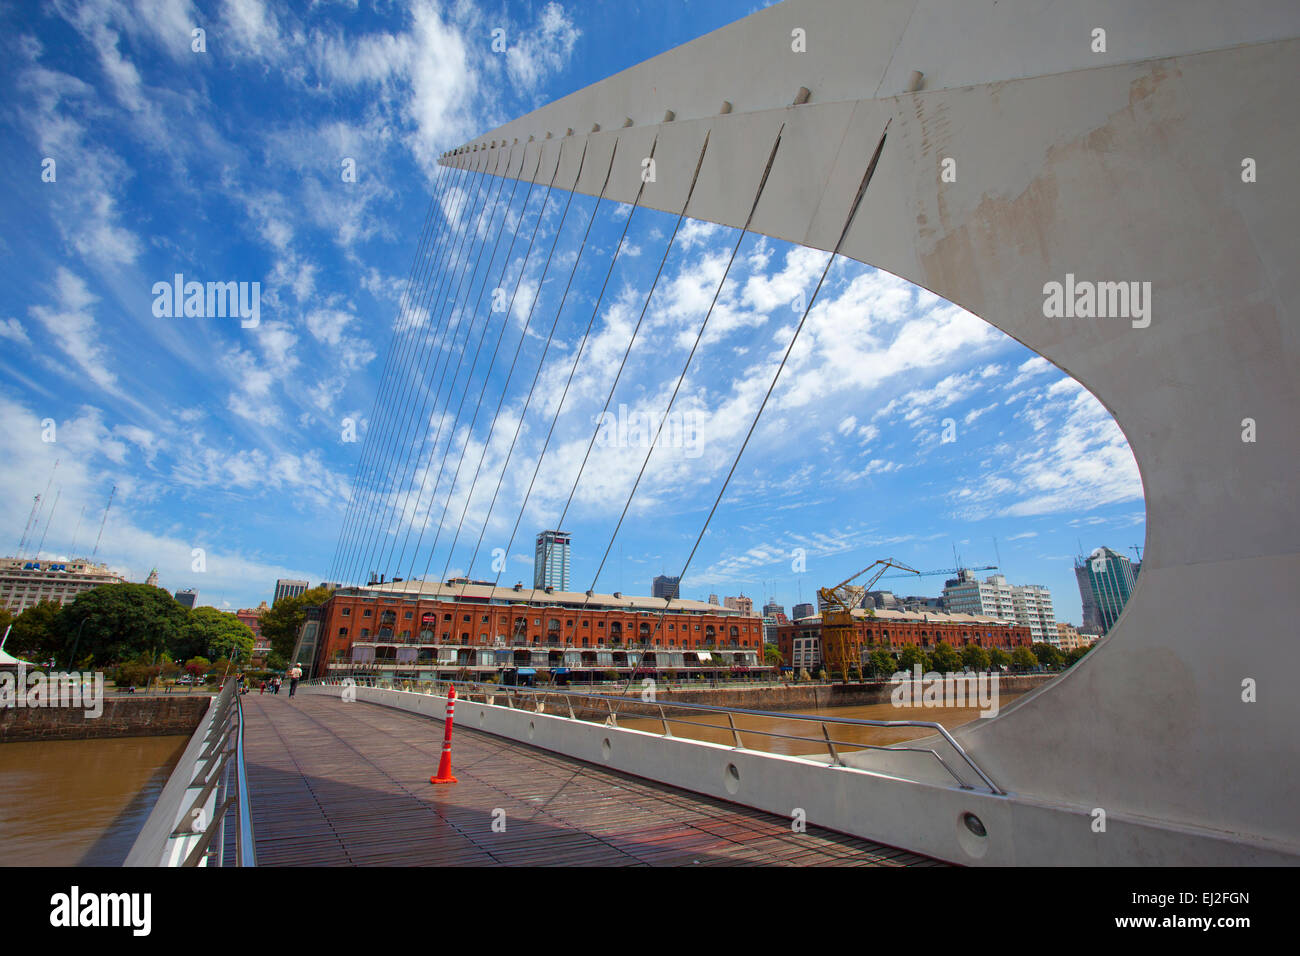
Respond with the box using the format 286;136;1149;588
0;0;1145;623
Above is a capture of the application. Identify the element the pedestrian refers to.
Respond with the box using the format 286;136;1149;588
273;677;281;694
259;680;266;695
288;664;303;698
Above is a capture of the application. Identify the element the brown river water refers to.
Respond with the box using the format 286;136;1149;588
621;693;1025;756
0;735;189;866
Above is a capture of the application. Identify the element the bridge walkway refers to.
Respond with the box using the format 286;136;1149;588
239;692;941;866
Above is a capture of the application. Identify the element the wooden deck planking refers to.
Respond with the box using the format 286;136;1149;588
239;693;941;867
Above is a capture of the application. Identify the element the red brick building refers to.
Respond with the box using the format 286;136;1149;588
303;581;767;680
775;608;1032;669
235;602;270;664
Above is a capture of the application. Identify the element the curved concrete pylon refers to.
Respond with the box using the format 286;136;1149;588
442;0;1300;864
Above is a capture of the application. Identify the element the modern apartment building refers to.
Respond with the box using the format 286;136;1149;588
174;588;198;609
942;570;1055;643
533;531;571;591
0;557;127;613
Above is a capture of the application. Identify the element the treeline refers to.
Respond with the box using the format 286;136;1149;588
785;640;1093;681
0;582;258;672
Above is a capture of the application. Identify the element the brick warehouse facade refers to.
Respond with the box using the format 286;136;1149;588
776;608;1033;670
301;581;767;680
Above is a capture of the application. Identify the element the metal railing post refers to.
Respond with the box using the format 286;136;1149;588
821;723;841;767
727;712;743;749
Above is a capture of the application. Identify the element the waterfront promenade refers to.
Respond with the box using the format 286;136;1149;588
240;693;938;866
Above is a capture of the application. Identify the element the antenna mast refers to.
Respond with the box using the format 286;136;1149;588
35;489;60;558
69;505;86;557
16;495;40;557
92;485;116;560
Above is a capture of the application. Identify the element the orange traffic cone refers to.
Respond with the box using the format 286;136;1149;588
430;683;459;784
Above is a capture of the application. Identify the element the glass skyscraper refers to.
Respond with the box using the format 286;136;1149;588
1075;548;1137;634
534;530;571;591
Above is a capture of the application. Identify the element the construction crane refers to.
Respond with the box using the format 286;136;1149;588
818;559;919;681
881;564;997;580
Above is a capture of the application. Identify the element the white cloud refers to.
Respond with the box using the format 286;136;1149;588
0;319;32;346
505;2;580;95
28;269;118;392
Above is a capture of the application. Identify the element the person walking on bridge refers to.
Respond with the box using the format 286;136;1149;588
288;664;303;698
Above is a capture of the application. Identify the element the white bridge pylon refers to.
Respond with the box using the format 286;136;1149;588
441;0;1300;864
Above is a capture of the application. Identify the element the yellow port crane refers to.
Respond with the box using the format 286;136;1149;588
817;559;920;681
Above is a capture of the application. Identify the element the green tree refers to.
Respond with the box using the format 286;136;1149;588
897;645;927;672
114;653;162;688
176;606;255;663
259;585;333;662
988;647;1011;669
961;644;991;671
1032;642;1065;669
869;648;899;678
929;641;962;673
1011;647;1038;671
6;600;64;663
763;643;784;668
184;656;211;678
1065;644;1093;666
54;583;189;667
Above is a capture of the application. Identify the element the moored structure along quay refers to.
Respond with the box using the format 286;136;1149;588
294;581;767;683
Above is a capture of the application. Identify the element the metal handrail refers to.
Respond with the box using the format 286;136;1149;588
232;687;257;867
178;680;257;866
312;676;1003;794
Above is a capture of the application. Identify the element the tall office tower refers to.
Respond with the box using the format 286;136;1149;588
762;598;786;619
1075;547;1138;634
792;602;815;620
274;579;309;605
534;531;571;591
653;574;680;600
174;588;198;609
708;594;720;605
